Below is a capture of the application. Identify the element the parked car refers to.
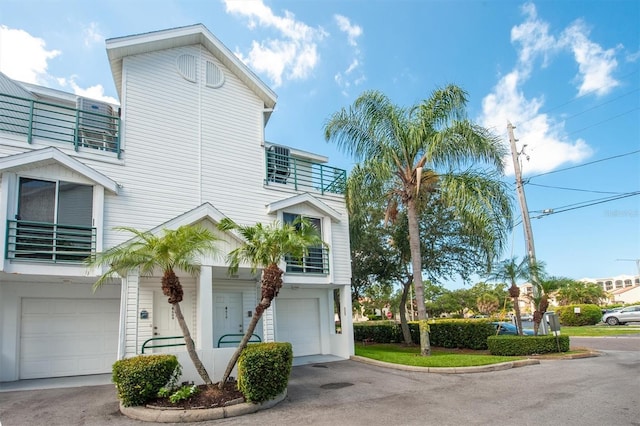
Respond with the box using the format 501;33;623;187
602;305;640;325
520;314;533;321
491;322;534;336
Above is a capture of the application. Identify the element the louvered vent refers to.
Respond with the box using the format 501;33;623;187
176;54;197;82
206;61;225;88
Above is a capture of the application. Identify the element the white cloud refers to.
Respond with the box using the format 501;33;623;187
334;14;362;47
59;77;119;105
478;2;624;176
0;25;60;84
560;21;619;96
224;0;326;87
83;22;104;48
333;14;365;96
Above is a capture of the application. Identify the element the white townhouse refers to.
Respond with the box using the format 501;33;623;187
0;24;353;384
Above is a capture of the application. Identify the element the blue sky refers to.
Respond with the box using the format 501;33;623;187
1;0;638;285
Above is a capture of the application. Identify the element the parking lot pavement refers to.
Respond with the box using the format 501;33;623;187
1;340;639;426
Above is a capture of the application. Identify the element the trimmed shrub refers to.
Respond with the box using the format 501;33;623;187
238;342;293;403
112;354;180;407
554;304;602;326
353;320;495;350
353;320;401;343
488;335;570;356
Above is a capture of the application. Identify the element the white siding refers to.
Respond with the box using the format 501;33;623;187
123;272;139;357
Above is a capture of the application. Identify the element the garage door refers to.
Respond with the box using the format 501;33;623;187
20;298;119;379
276;298;321;356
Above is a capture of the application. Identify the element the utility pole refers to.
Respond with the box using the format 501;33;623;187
507;122;540;288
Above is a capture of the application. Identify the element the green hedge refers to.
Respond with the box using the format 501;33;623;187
112;354;180;407
488;335;570;356
554;304;602;326
354;320;495;350
238;342;293;403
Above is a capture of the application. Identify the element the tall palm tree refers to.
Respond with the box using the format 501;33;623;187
325;85;512;355
88;225;220;385
488;257;543;335
216;217;323;389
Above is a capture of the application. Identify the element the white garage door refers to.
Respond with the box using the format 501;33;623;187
20;298;120;379
276;298;321;356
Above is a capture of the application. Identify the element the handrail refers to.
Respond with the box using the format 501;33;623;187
0;92;121;158
217;333;262;348
6;219;96;263
265;148;346;195
285;246;330;274
141;336;186;354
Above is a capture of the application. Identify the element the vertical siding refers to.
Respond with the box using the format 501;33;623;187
124;271;139;357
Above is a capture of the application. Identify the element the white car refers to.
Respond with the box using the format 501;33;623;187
602;305;640;325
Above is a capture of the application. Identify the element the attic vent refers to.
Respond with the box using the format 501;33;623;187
206;61;225;88
176;54;197;82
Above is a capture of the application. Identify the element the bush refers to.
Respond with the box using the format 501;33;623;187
488;335;570;356
112;354;181;407
353;320;495;350
554;304;602;326
238;342;293;403
353;321;401;343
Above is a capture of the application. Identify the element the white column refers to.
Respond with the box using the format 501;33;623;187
341;284;355;356
198;266;213;349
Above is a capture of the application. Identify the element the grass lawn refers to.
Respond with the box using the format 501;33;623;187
560;325;640;336
355;344;522;367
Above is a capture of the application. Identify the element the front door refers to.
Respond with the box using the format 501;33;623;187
213;292;243;347
152;290;194;353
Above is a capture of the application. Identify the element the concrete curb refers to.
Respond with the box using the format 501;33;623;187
350;355;540;373
120;389;287;423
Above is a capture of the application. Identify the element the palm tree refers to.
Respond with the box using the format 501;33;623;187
325;85;512;355
216;217;323;389
88;225;220;384
488;257;544;335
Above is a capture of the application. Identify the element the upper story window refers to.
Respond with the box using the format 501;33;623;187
7;177;95;262
283;212;328;274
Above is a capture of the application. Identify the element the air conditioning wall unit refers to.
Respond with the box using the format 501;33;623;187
76;97;115;132
267;145;290;184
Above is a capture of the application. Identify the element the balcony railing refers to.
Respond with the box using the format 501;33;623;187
0;93;121;157
6;220;96;263
285;246;329;274
265;148;346;195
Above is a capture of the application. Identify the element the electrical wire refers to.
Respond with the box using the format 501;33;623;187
565;107;640;137
527;149;640;179
530;191;640;218
525;182;627;195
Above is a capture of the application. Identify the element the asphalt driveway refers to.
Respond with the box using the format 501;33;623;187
1;337;638;425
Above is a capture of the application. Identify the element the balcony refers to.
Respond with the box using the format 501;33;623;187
0;93;121;157
265;146;346;195
6;220;96;263
285;246;329;274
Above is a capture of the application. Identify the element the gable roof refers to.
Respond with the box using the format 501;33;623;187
0;72;36;99
146;202;244;245
106;24;277;110
0;147;119;194
266;193;342;222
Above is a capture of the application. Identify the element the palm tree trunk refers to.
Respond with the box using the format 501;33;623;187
218;297;267;389
172;302;213;385
512;297;523;336
399;279;413;345
407;197;430;356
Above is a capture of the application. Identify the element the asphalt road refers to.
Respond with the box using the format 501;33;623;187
1;337;638;426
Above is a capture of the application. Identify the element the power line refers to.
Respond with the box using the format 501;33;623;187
525;182;627;195
527;149;640;180
565;107;640;137
560;88;640;122
531;191;640;217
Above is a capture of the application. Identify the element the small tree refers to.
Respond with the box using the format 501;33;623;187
216;217;323;389
88;225;220;385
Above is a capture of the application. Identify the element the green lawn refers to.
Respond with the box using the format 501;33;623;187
355;344;521;367
560;325;640;336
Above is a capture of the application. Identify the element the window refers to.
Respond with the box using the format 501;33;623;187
283;213;327;274
10;177;94;262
